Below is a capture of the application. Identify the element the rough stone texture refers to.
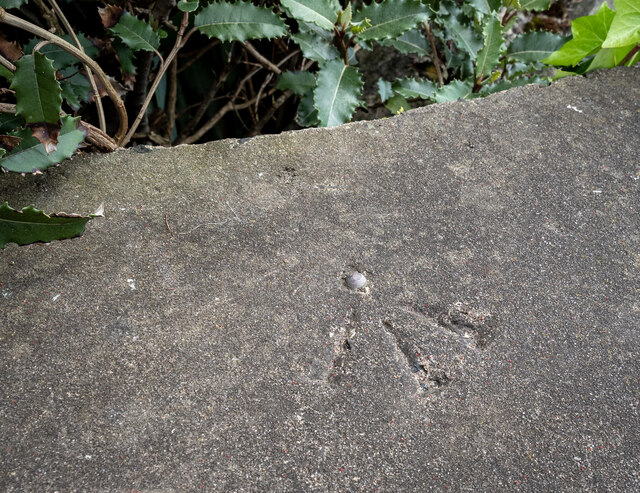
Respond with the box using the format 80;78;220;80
1;67;639;492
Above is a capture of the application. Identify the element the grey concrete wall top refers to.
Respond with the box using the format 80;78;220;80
1;67;639;492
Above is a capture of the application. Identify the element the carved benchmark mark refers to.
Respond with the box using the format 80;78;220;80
383;321;453;393
383;302;496;394
429;301;494;348
327;325;354;386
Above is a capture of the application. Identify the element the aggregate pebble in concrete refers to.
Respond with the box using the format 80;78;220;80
1;67;639;491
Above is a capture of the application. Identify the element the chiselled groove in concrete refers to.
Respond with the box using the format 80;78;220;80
382;320;454;394
408;301;496;349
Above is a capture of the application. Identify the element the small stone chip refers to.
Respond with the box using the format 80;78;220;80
346;272;367;290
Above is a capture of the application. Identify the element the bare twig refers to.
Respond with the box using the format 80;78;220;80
120;11;190;147
0;54;15;72
177;45;241;140
165;212;173;234
620;44;640;66
177;38;220;74
244;41;281;74
47;0;106;133
0;7;128;144
424;21;443;88
33;0;62;33
165;57;178;141
179;87;277;145
246;89;294;137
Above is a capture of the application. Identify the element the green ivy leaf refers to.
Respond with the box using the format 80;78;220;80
24;34;98;70
519;0;551;11
588;44;637;70
291;32;340;63
280;0;340;32
603;0;640;48
178;0;199;12
385;93;409;114
543;3;615;66
507;31;567;63
0;116;87;173
379;29;430;55
435;79;473;102
392;77;436;99
195;1;287;42
377;78;393;102
475;13;504;78
11;52;62;125
109;11;161;52
277;70;317;95
353;0;430;41
0;202;103;249
313;60;363;127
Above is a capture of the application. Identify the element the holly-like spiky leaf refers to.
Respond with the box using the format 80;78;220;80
447;15;483;60
467;0;502;15
24;34;98;70
10;52;61;125
0;116;87;173
385;93;409;114
178;0;199;12
477;75;542;96
603;0;640;48
519;0;550;11
59;67;92;110
291;32;340;63
377;78;393;102
313;59;363;127
296;91;320;127
109;11;160;52
379;29;430;55
280;0;340;32
507;31;567;63
353;0;430;41
195;1;287;42
435;79;473;103
0;202;103;249
475;14;504;79
277;70;316;96
392;77;436;100
543;3;614;67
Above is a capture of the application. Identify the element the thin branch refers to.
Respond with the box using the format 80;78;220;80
120;11;189;147
179;87;276;145
0;53;15;72
165;57;178;140
177;45;241;140
47;0;106;133
246;89;294;137
177;38;220;74
244;41;281;74
620;44;640;67
0;7;128;144
424;21;443;88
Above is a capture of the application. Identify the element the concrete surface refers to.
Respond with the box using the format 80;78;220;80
1;67;639;492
